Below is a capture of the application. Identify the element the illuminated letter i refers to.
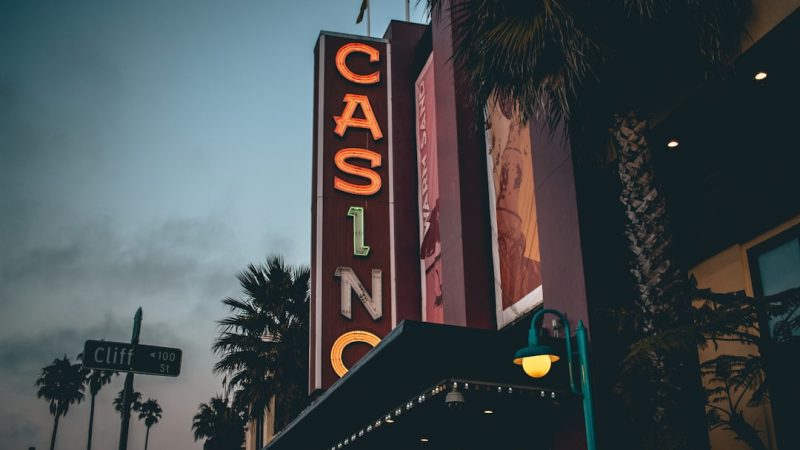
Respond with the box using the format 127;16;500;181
347;206;370;256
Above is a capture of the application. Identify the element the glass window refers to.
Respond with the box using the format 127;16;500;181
748;224;800;339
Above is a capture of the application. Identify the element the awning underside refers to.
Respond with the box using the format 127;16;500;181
265;321;579;450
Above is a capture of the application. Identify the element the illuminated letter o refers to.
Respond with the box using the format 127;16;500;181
330;330;381;377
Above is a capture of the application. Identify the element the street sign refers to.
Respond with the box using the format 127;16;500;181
83;340;182;377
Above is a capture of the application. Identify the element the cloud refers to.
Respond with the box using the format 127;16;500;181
0;211;244;450
0;318;124;377
0;412;39;443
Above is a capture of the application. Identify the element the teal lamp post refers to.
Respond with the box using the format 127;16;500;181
513;308;597;450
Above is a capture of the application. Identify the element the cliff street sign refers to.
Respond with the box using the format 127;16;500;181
83;340;182;377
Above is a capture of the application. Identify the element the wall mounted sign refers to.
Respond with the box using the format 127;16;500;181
484;95;544;328
311;32;395;391
414;54;443;324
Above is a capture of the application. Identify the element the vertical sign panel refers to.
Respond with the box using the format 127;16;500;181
415;54;443;323
311;32;394;392
484;95;544;328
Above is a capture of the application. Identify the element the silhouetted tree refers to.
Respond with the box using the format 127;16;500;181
36;355;86;450
425;1;753;448
77;354;117;450
213;255;310;447
113;388;142;418
137;398;162;450
192;395;247;450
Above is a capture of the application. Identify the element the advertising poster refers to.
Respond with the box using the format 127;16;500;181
415;54;443;323
484;96;543;328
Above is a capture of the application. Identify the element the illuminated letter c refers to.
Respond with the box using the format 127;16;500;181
335;43;380;84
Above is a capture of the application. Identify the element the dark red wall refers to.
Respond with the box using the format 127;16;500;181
383;21;428;324
430;5;495;329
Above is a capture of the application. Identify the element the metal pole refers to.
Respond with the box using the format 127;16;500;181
530;309;577;394
576;320;597;450
118;307;142;450
405;0;410;21
367;0;371;36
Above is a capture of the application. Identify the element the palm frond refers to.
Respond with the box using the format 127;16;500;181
213;255;311;431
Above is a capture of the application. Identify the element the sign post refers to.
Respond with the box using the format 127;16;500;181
118;307;141;450
81;308;182;450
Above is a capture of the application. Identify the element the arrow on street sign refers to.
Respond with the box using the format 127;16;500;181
83;340;182;377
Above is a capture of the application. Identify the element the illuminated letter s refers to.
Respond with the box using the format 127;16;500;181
334;148;382;196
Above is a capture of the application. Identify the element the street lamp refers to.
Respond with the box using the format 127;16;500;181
513;308;597;450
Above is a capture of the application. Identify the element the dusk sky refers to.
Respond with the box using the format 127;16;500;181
0;1;427;449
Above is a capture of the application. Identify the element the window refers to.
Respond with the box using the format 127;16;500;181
748;224;800;340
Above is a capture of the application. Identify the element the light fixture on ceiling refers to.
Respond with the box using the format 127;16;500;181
483;409;493;414
754;71;768;81
667;139;680;149
420;438;430;443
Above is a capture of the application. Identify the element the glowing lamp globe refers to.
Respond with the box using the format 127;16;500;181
513;333;560;379
522;355;554;378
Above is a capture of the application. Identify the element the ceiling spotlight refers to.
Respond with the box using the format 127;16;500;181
420;438;430;443
754;71;768;81
667;139;679;149
385;418;394;423
483;409;494;414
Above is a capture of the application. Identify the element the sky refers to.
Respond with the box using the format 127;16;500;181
0;1;428;449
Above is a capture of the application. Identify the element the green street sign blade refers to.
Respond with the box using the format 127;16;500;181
83;340;182;377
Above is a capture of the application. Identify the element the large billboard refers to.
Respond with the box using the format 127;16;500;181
311;32;395;391
484;97;543;328
415;54;443;324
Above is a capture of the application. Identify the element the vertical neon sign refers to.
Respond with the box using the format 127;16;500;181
311;33;394;392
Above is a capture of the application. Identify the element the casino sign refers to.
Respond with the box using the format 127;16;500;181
310;32;395;391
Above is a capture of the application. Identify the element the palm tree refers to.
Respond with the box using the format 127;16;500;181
36;355;86;450
192;395;247;450
425;1;752;448
137;398;162;450
77;354;117;450
113;388;143;418
213;255;310;448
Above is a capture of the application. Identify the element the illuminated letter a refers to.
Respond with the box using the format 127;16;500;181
334;94;383;140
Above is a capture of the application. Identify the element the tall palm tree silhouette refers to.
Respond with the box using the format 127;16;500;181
36;355;86;450
78;353;117;450
424;1;752;448
213;255;310;448
113;388;142;418
192;395;247;450
137;398;162;450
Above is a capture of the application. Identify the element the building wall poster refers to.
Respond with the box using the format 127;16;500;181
484;96;543;328
414;54;443;324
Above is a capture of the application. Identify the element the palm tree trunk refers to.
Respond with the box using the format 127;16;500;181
613;112;709;449
256;413;264;449
144;426;150;450
87;394;96;450
50;412;61;450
